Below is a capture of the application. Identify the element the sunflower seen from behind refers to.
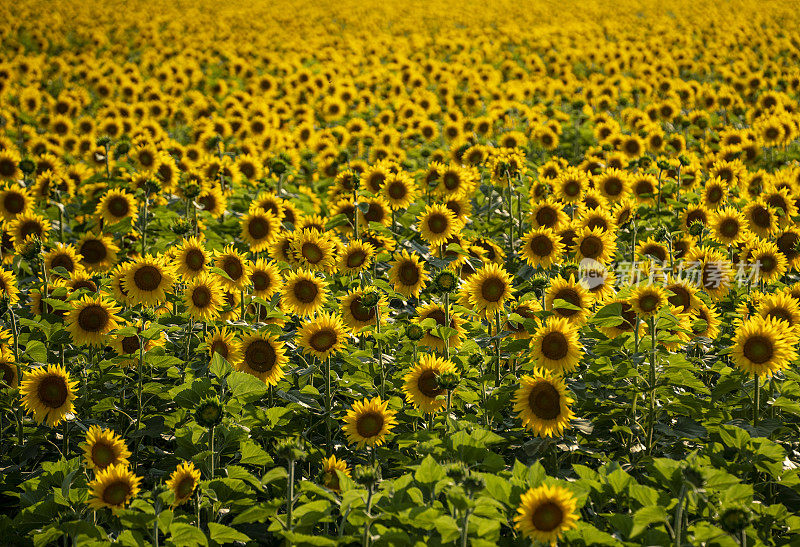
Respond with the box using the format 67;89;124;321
20;364;78;427
342;396;398;448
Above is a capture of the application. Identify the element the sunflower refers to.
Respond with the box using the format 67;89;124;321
414;302;466;352
776;229;800;271
756;292;800;333
572;226;616;265
629;284;669;319
87;464;142;514
291;229;337;272
504;299;543;340
205;327;241;364
20;364;78;427
529;198;569;231
0;150;21;182
97;189;138;225
636;238;669;264
462;263;513;316
553;168;588;203
82;426;131;470
388;250;429;298
124;256;175;307
417;203;462;246
0;349;17;388
197;186;227;217
732;316;797;378
743;200;777;239
520;228;564;269
241;208;280;252
710;207;749;245
43;242;83;275
749;241;787;284
513;369;574;437
0;268;19;304
166;462;201;507
631;174;658;205
173;236;210;278
250;258;283;299
691;302;721;339
544;275;592;325
321;455;351;492
77;233;119;272
530;317;583;374
594;168;630;203
578;208;617;233
580;261;616;303
110;322;164;367
236;332;287;385
687;247;734;300
664;277;699;313
0;185;32;222
9;212;49;249
214;245;251;291
400;355;453;413
472;237;506;265
281;269;327;317
65;294;122;347
338;240;375;275
342;396;398;448
184;273;223;321
382;172;418;210
340;290;388;332
682;204;710;232
297;312;349;360
514;484;579;544
701;177;728;209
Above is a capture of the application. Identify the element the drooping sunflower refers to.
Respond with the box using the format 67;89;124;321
281;269;327;317
513;369;574;437
236;332;287;385
214;246;251;292
572;226;616;265
462;263;513;315
241;208;281;252
417;203;462;246
0;349;17;388
628;284;669;319
184;273;224;321
20;364;78;427
732;316;797;378
166;462;201;507
87;463;142;513
291;229;338;272
9;211;49;249
65;294;122;347
342;397;398;448
124;256;175;307
321;455;351;492
77;233;119;272
544;275;592;325
250;258;283;299
340;290;388;332
0;268;19;304
520;228;564;269
82;426;131;471
205;327;241;364
0;185;32;222
531;317;583;374
388;250;429;298
514;484;579;544
297;312;349;360
403;355;457;414
338;240;375;275
96;189;138;225
414;302;466;351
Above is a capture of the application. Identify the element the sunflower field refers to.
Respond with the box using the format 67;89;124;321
2;0;800;545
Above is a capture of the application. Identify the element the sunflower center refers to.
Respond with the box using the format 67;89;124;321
191;286;212;308
766;308;793;324
3;193;24;214
579;236;601;258
398;261;420;286
635;181;653;196
0;159;16;177
442;173;460;190
346;250;367;269
427;213;448;234
107;196;129;218
91;442;116;468
777;232;798;259
0;363;14;385
642;245;666;262
199;195;216;211
51;254;74;271
78;304;110;333
541;332;568;360
120;335;140;354
210;340;229;358
387;182;406;200
355;411;384;438
20;220;43;239
134;265;163;291
248;217;270;240
528;382;561;420
310;329;337;352
530;235;553;257
531;501;564;532
686;210;706;226
760;255;777;274
743;335;773;364
701;263;724;290
603;177;622;196
719;219;739;238
245;340;276;372
480;277;506;303
535;207;557;228
37;376;69;408
102;481;130;506
707;186;723;203
185;249;205;271
252;271;270;292
751;206;771;228
417;369;443;398
301;242;324;264
350;297;375;322
563;180;580;197
667;285;690;310
364;204;384;223
553;289;580;317
294;279;319;303
176;476;195;498
638;293;660;312
222;256;243;280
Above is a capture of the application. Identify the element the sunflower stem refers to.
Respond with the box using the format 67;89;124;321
375;302;385;399
286;458;295;532
141;194;148;257
210;425;215;479
443;292;450;360
362;484;374;547
9;306;22;446
62;420;68;457
325;358;332;451
629;317;641;450
459;508;471;547
753;374;760;428
646;316;657;454
494;311;502;387
673;483;688;547
135;314;145;470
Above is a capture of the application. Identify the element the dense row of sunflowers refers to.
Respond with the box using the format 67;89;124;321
2;0;800;545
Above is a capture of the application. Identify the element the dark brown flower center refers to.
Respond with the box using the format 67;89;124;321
191;286;212;308
528;381;561;420
346;250;367;269
78;304;110;332
107;196;129;218
176;476;195;498
751;206;771;228
417;369;442;398
743;335;773;364
210;340;229;358
133;265;162;291
579;236;602;258
531;501;564;532
245;339;276;372
37;375;68;408
247;217;270;240
51;254;75;272
552;289;580;317
426;213;448;234
293;279;319;303
541;331;568;360
355;411;384;438
301;242;324;264
310;329;337;352
398;261;420;286
530;235;553;257
80;239;107;264
91;442;116;468
222;256;243;280
350;297;375;323
535;207;557;228
480;277;506;303
102;481;130;506
3;192;25;214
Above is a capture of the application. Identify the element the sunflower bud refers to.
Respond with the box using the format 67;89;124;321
142;179;161;196
360;290;380;308
678;155;691;167
719;506;749;534
171;219;192;236
96;136;112;148
682;465;705;489
183;183;201;199
270;158;288;175
195;397;223;428
560;263;579;281
20;236;42;262
275;437;306;462
467;353;483;367
445;462;469;483
463;474;484;495
140;308;157;323
639;156;653;169
353;465;379;489
114;141;131;158
436;370;459;391
688;221;704;237
19;158;36;175
433;270;458;293
405;323;425;341
530;275;549;294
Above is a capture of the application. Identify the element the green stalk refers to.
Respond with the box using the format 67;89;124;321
753;374;760;427
376;303;384;399
646;316;657;453
673;484;688;547
286;459;295;532
362;485;374;547
9;306;22;446
135;314;145;469
460;508;472;547
494;311;502;387
325;358;332;451
210;425;215;479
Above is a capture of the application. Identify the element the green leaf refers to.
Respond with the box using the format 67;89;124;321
592;302;624;327
25;340;47;364
169;523;208;546
210;353;232;379
207;523;250;545
552;298;582;311
227;370;268;402
239;440;271;466
630;505;669;538
415;455;445;485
